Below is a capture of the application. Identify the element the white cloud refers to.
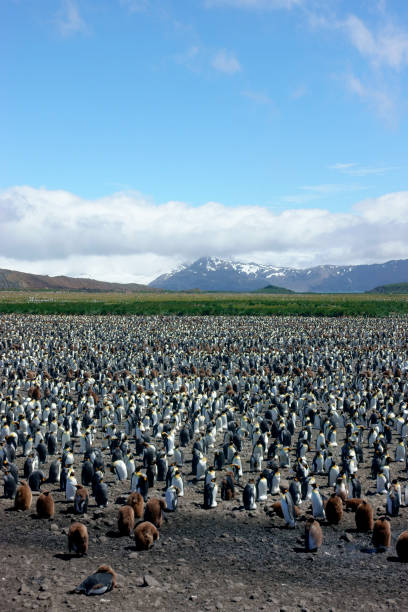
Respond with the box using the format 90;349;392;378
119;0;149;13
242;90;274;105
345;74;394;120
1;186;408;282
344;14;408;70
281;183;367;205
330;162;398;177
205;0;302;9
55;0;86;36
212;49;241;74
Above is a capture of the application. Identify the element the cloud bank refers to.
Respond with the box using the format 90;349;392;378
1;186;408;284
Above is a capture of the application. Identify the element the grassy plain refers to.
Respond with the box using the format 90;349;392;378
0;290;408;316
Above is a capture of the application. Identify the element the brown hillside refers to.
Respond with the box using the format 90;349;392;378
0;269;160;293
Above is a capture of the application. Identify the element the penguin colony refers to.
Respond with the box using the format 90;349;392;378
2;314;408;599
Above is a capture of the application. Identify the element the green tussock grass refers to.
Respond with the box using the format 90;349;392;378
0;291;408;316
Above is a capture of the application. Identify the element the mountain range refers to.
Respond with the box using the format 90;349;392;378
148;256;408;293
0;269;157;293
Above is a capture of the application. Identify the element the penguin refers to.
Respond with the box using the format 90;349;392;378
196;456;207;481
171;470;184;497
68;522;89;555
157;453;168;481
304;518;323;552
112;459;127;482
372;516;391;552
312;451;324;474
3;472;17;499
280;489;296;528
60;466;69;493
243;480;257;511
221;471;235;501
165;485;179;511
146;462;157;488
173;446;184;467
395;439;406;463
118;505;135;536
66;470;78;502
47;432;57;456
28;470;45;492
134;521;159;550
325;494;343;525
48;459;61;484
14;481;32;511
335;475;348;502
144;498;167;528
396;531;408;562
311;483;325;520
127;492;144;519
36;491;54;518
271;470;281;495
256;475;268;502
94;478;109;508
289;478;302;506
23;456;34;479
386;483;400;517
74;485;89;514
328;462;339;487
349;473;362;499
81;459;94;486
376;470;388;494
214;450;225;471
36;442;47;465
355;500;374;532
204;479;218;509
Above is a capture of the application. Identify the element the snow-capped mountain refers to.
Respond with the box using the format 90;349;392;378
149;256;408;293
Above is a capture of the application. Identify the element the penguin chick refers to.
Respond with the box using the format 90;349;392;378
74;485;89;515
14;481;32;511
372;516;391;552
118;505;135;536
134;521;159;550
144;498;167;529
355;500;374;532
325;494;343;525
396;531;408;562
345;498;363;512
36;491;55;518
68;522;89;555
271;500;301;519
127;492;144;519
305;518;323;552
74;565;117;596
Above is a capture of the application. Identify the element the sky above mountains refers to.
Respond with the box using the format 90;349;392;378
1;0;408;283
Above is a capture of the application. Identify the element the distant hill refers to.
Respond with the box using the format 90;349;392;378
149;256;408;293
0;268;159;293
253;285;295;294
367;282;408;294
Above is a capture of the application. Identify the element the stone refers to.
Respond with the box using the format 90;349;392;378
143;574;161;588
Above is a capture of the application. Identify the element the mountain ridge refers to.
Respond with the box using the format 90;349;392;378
149;256;408;293
0;268;159;293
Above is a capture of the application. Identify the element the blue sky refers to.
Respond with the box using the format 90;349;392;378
1;0;408;282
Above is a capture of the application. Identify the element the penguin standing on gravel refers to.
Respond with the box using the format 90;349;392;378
305;518;323;552
243;480;257;511
48;459;61;484
3;471;17;498
311;483;326;520
289;478;302;506
165;485;179;511
256;474;268;502
281;489;296;528
94;478;109;508
204;478;218;509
